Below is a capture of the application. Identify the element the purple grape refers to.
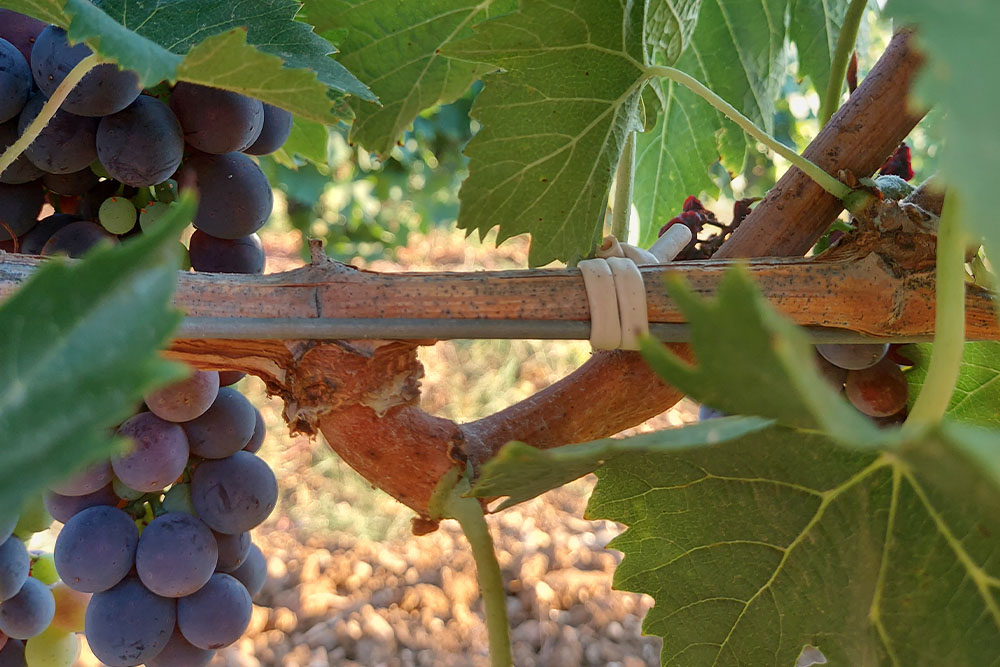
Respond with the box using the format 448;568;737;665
177;573;252;649
43;484;118;524
84;576;175;666
182;387;257;459
244;407;265;454
54;506;137;593
17;94;98;174
144;370;220;423
815;352;848;389
190;451;277;534
213;531;250;573
0;181;43;241
30;26;140;117
0;9;46;61
113;413;190;492
78;179;121;221
41;167;99;195
137;513;218;598
146;627;215;667
180;151;273;239
815;343;889;370
48;459;111;496
188;230;265;274
846;359;909;417
698;405;727;420
0;120;43;184
0;537;29;602
217;370;246;386
19;213;80;254
0;39;31;124
230;544;266;599
0;638;24;667
0;516;14;545
97;95;184;187
0;577;54;639
170;83;263;154
40;220;117;258
244;103;292;155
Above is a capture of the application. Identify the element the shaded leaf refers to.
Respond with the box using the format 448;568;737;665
645;0;702;66
0;197;195;517
305;0;510;156
789;0;851;104
471;416;773;510
588;422;1000;664
444;0;647;266
905;342;1000;428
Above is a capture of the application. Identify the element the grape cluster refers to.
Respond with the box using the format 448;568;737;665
0;10;287;271
657;195;758;260
0;10;286;666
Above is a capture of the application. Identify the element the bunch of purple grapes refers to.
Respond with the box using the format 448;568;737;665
0;9;283;270
0;9;288;666
38;368;275;666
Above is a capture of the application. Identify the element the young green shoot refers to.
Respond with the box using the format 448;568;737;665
820;0;868;126
611;131;635;240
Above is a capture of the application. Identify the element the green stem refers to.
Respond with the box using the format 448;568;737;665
444;483;512;667
645;65;852;201
0;53;102;176
819;0;867;126
904;194;966;430
611;131;635;239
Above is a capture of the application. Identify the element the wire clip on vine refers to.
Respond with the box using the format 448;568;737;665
579;225;692;350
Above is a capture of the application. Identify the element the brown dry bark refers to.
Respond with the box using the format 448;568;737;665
0;30;939;520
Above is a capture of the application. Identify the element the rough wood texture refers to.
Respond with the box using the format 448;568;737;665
0;30;939;519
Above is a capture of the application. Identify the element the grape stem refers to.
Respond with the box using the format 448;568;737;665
644;65;853;202
610;131;635;240
904;194;966;430
0;53;103;177
442;478;512;667
820;0;868;126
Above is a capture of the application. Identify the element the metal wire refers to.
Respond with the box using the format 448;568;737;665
177;317;939;343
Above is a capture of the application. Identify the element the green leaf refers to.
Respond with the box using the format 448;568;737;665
645;0;702;66
588;422;1000;664
444;0;648;266
270;117;329;169
884;1;1000;278
0;196;195;518
639;268;882;443
305;0;509;157
635;0;793;244
471;416;773;510
789;0;851;103
905;342;1000;428
2;0;374;123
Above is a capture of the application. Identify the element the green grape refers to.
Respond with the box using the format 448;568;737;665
29;553;58;585
154;179;178;203
15;496;52;539
139;201;172;232
177;240;191;271
90;160;111;179
162;483;195;515
129;186;154;209
112;478;144;501
24;626;79;667
98;197;137;234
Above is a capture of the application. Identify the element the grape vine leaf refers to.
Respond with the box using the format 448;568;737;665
1;0;374;123
638;269;882;443
0;197;193;518
884;1;1000;278
443;0;648;266
470;416;773;510
271;117;329;169
303;0;512;157
905;342;1000;429
645;0;702;67
788;0;851;108
635;0;793;245
587;419;1000;665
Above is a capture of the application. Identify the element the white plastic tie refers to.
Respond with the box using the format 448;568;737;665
581;229;690;350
